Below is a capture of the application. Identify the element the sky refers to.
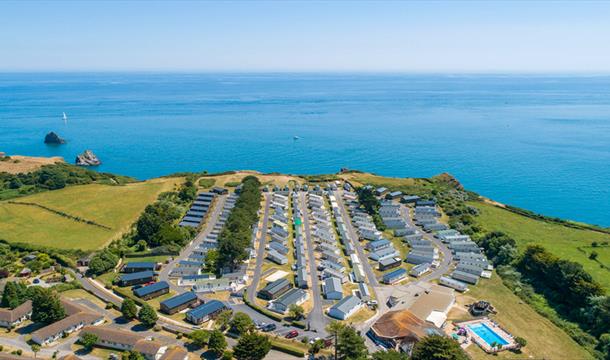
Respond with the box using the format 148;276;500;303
2;1;610;72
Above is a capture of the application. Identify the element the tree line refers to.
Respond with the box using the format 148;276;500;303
355;187;386;231
217;176;262;273
1;282;67;325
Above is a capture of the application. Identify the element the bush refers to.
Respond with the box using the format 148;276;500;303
270;340;306;357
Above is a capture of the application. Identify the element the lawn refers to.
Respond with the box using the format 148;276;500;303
0;177;181;251
471;201;610;292
452;274;592;360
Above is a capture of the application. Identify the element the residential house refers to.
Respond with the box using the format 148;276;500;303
257;279;292;300
0;300;32;329
134;281;170;300
327;295;362;320
78;326;167;360
186;300;230;324
268;288;308;314
382;268;408;285
409;263;431;277
439;276;468;292
160;292;199;315
323;277;343;300
378;257;402;271
119;271;155;287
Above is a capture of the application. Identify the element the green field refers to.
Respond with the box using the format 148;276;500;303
471;202;610;291
454;274;593;360
0;178;181;251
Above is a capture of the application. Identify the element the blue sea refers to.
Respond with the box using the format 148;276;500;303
1;73;609;226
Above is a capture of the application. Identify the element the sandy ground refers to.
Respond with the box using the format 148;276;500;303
0;154;64;174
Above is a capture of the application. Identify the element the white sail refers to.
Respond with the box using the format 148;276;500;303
63;112;67;124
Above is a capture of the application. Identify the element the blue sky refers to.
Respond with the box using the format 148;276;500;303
2;1;610;72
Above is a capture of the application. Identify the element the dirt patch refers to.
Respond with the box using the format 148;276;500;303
0;155;64;174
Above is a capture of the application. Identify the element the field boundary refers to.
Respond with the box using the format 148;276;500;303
7;200;113;230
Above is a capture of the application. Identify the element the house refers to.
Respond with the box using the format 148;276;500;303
31;300;104;346
357;282;371;301
406;252;437;265
192;279;236;293
451;270;479;285
456;263;484;277
257;278;292;300
367;310;440;355
323;277;343;300
439;276;469;292
176;273;216;286
79;326;167;360
119;270;155;287
409;285;455;327
160;292;199;315
268;288;308;314
0;300;32;329
382;268;408;285
19;268;31;277
134;281;170;300
375;187;388;196
269;241;289;255
295;268;309;289
400;195;420;204
122;262;157;273
211;187;228;195
409;263;431;277
385;191;403;200
378;257;402;271
369;248;399;262
366;239;391;252
351;264;365;283
327;295;362;320
266;249;288;265
323;268;349;283
186;300;230;324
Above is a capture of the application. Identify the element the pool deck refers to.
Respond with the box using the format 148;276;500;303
454;318;517;353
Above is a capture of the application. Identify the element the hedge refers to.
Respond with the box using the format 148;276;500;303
242;290;284;322
270;340;306;357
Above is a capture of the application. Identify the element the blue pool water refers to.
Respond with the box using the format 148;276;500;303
1;73;609;226
468;323;509;346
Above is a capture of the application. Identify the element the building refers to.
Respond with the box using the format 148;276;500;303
119;270;155;286
268;288;308;314
0;354;37;360
409;263;431;277
409;285;455;327
400;195;420;204
406;251;436;265
186;300;230;324
160;292;199;315
375;187;388;196
191;279;236;293
257;278;292;300
451;270;479;285
134;281;170;300
368;310;440;355
378;257;402;271
439;276;469;292
122;262;157;273
160;347;189;360
357;282;371;301
31;300;104;346
266;249;288;265
382;268;408;285
212;187;228;195
323;277;343;300
0;300;32;329
385;191;403;200
366;239;391;252
327;295;362;320
79;326;167;360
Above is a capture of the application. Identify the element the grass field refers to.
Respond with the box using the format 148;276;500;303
452;274;592;360
0;177;181;251
471;201;610;291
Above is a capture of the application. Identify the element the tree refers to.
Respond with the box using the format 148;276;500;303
208;330;228;356
229;312;254;335
233;332;271;360
221;351;233;360
288;304;305;320
80;332;99;350
30;344;40;358
122;351;145;360
215;309;233;331
1;281;30;309
514;336;527;349
411;335;468;360
190;329;210;348
589;251;599;260
121;298;138;320
336;326;368;360
204;250;219;273
309;339;324;356
31;288;66;324
137;303;158;327
88;250;119;275
372;350;408;360
326;320;346;360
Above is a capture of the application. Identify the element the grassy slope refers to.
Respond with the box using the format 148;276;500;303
454;274;592;360
0;178;181;251
471;202;610;292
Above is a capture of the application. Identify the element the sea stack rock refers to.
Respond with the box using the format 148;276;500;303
75;150;101;166
44;132;66;144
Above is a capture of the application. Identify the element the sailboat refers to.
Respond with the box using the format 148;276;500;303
63;112;68;125
293;135;300;140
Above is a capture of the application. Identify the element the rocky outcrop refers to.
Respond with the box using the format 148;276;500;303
75;150;101;166
44;132;66;144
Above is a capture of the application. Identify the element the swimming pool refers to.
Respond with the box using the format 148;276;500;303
467;323;509;347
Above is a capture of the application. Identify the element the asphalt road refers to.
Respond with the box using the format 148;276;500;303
300;191;327;335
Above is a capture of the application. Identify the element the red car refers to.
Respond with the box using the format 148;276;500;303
285;330;299;339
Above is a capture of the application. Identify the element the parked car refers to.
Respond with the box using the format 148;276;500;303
262;323;277;332
285;330;298;339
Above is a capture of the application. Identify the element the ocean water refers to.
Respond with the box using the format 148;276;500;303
0;73;609;226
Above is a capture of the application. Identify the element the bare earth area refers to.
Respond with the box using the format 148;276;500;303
0;154;64;174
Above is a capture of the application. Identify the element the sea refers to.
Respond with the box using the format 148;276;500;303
0;73;609;226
